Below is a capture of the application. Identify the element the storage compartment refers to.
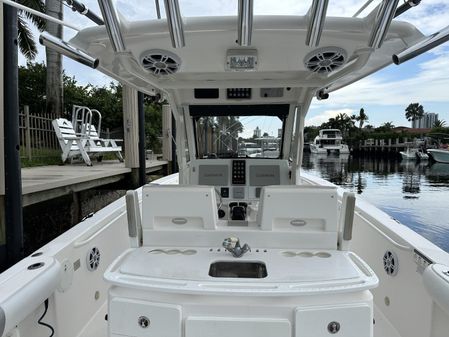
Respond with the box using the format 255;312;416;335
186;317;291;337
208;261;267;278
109;298;181;337
295;304;372;337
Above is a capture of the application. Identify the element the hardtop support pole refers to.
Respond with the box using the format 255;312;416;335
138;92;146;186
3;3;24;267
171;114;178;173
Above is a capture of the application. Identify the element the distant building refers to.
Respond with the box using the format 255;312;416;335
412;113;439;128
254;126;261;138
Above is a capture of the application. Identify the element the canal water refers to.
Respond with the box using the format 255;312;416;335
302;153;449;253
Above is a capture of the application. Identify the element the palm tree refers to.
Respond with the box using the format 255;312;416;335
45;0;64;117
433;119;446;128
405;103;424;122
17;0;46;60
356;108;369;129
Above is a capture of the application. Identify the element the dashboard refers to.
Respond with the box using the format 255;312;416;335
190;158;290;201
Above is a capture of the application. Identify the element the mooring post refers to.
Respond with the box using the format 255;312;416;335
123;86;141;188
3;3;24;267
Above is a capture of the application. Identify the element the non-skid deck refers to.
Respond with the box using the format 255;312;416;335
21;160;168;206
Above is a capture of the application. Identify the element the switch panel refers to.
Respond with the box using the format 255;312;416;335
227;88;251;99
232;160;246;185
221;187;229;198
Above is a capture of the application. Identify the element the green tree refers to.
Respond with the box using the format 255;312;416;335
434;119;446;128
405;103;424;122
17;0;46;60
377;121;395;132
18;62;46;113
356;108;369;129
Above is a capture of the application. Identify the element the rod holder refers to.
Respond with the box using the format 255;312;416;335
164;0;185;48
237;0;253;46
305;0;329;47
39;32;99;69
368;0;399;49
98;0;126;52
393;25;449;65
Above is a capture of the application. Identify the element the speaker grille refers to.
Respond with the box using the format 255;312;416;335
141;49;181;76
304;47;347;73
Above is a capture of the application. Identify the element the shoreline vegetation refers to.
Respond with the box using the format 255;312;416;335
304;107;449;149
19;62;164;167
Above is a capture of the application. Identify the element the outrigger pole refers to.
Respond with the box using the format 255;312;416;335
65;0;104;25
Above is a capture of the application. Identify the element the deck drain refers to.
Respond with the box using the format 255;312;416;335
87;247;101;271
383;251;398;276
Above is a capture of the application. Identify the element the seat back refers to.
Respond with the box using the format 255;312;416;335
142;185;218;245
257;185;338;249
52;118;80;151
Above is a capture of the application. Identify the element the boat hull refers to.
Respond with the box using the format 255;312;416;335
428;149;449;163
310;144;350;155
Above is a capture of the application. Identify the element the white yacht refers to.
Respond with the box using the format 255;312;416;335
428;149;449;163
2;1;449;337
310;129;350;155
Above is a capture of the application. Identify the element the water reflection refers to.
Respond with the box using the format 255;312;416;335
302;153;449;253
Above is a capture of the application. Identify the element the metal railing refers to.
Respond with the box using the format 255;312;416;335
19;105;59;161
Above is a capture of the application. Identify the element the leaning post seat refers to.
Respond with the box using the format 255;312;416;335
141;185;219;245
257;185;339;250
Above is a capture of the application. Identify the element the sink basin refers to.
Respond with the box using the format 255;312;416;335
208;261;267;278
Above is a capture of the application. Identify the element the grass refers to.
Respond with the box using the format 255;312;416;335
20;148;62;168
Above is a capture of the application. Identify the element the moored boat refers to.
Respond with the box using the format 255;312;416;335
428;149;449;163
310;129;350;155
1;1;449;337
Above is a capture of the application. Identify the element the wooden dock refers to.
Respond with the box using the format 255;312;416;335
21;160;168;206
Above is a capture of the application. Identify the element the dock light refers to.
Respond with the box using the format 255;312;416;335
237;0;253;47
163;0;185;48
39;32;99;69
98;0;126;52
226;49;258;72
393;24;449;65
305;0;329;47
368;0;399;49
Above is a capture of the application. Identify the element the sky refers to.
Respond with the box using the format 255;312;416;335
18;0;449;130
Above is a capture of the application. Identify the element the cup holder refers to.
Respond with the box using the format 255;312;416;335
148;249;197;255
282;251;331;258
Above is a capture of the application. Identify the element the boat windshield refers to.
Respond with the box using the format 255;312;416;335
193;114;284;159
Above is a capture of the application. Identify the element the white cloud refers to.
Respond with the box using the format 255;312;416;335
313;52;449;108
306;108;355;126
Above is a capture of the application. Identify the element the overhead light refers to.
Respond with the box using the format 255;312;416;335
226;49;258;71
98;0;126;52
39;31;99;69
237;0;253;47
368;0;400;49
164;0;185;48
305;0;329;47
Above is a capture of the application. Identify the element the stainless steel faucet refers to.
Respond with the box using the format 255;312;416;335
222;237;251;258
